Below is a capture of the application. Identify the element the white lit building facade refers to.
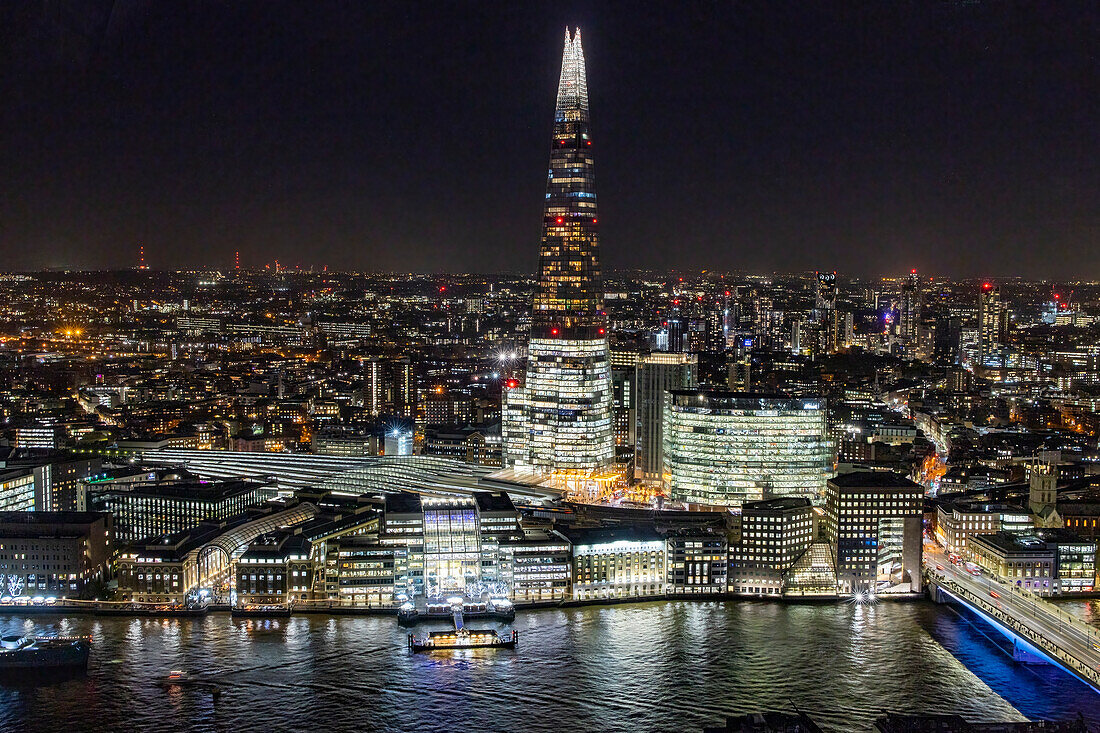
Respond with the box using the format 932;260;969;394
505;338;615;475
565;527;667;600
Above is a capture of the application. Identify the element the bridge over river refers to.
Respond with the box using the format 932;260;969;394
927;549;1100;692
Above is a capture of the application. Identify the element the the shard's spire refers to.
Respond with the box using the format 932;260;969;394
556;27;588;113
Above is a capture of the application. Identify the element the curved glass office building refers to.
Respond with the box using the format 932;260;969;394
662;390;832;508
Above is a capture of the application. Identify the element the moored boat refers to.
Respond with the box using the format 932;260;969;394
0;634;90;681
408;628;517;652
232;603;292;618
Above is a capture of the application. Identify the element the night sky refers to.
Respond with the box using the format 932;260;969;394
2;2;1097;277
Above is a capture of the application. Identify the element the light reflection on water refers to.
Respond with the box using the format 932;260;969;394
0;601;1097;733
1057;599;1100;629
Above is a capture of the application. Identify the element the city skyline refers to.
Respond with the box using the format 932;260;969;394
2;3;1097;277
4;8;1100;730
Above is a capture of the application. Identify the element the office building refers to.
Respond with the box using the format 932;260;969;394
0;470;35;513
969;530;1096;596
730;497;814;596
91;480;266;543
420;496;482;596
473;491;523;589
665;531;728;594
33;456;103;512
662;390;831;507
500;529;572;602
0;452;103;512
609;346;640;453
635;353;697;480
969;533;1056;595
1042;530;1097;594
313;428;381;457
504;28;616;481
419;388;473;427
327;535;403;606
934;501;1032;556
423;426;501;465
117;501;318;604
378;493;426;599
0;511;112;598
565;526;666;601
236;533;313;605
14;426;60;450
823;472;923;594
379;491;521;599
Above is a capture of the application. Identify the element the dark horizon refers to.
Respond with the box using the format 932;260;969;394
2;2;1097;277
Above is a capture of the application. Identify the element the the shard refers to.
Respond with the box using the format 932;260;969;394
503;28;615;483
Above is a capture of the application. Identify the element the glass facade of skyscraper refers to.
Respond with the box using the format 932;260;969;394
662;390;832;507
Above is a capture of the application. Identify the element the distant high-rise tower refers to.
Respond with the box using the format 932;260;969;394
978;282;1007;366
814;271;837;312
898;269;923;352
815;271;847;354
504;28;615;478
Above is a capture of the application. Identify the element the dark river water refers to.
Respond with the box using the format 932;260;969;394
1;600;1099;733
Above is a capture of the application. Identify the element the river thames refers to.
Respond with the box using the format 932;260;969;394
1;600;1099;732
